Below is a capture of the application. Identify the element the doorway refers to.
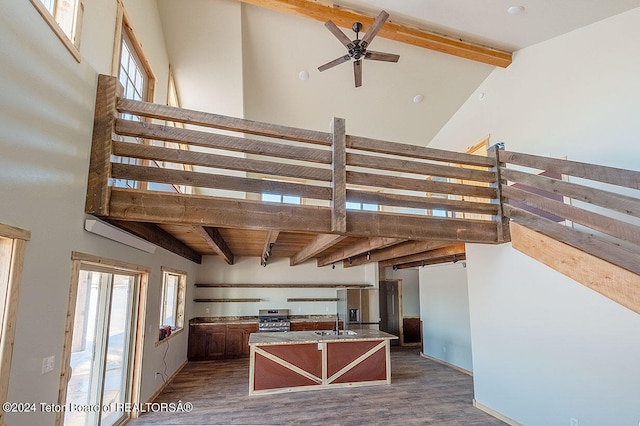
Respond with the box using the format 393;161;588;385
60;254;147;426
379;280;401;346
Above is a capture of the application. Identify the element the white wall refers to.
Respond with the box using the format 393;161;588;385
195;256;376;317
0;1;199;424
466;244;640;426
157;0;244;118
418;263;472;372
430;8;640;426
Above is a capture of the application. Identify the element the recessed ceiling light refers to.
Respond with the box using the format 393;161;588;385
507;5;525;15
299;70;310;81
478;92;485;100
413;94;424;104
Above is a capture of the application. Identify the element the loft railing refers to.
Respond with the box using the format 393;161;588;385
85;74;640;268
86;74;503;243
498;150;640;276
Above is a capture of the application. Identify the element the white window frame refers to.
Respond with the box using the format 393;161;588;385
158;267;186;344
0;223;30;426
29;0;84;62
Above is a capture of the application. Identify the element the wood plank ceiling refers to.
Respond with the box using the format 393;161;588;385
145;224;467;270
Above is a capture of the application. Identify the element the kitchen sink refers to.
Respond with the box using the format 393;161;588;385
314;330;357;336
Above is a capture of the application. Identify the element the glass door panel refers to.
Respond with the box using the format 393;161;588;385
101;274;134;426
64;270;137;426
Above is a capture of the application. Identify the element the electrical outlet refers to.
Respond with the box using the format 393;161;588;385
205;308;210;315
570;418;579;426
41;356;55;374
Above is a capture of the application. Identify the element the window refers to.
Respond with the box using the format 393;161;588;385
30;0;84;61
262;193;301;204
0;224;30;426
161;68;194;194
346;201;378;211
111;2;155;189
159;268;186;339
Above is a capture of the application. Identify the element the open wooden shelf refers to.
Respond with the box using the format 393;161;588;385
194;298;262;303
287;298;339;302
194;283;372;288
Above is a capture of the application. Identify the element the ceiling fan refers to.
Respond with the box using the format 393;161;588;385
318;10;400;88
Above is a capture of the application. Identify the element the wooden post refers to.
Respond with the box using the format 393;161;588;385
85;74;120;216
488;144;510;242
331;117;347;233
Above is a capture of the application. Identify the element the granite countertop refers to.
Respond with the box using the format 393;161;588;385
248;329;398;346
190;316;257;325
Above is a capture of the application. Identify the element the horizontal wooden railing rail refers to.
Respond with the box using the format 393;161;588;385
85;75;502;241
499;150;640;275
85;74;509;242
117;99;333;146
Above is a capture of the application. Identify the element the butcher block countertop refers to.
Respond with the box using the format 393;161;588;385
248;329;397;346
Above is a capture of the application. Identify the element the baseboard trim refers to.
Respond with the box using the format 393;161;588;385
146;359;188;403
473;399;523;426
419;352;472;376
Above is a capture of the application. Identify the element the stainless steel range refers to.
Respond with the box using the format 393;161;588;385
258;309;291;332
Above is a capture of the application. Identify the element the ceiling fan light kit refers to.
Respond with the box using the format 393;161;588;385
318;10;400;88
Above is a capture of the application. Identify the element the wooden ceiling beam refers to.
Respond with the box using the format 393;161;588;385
108;190;499;243
317;237;404;267
236;0;512;67
192;226;234;265
290;234;348;266
105;220;202;264
392;253;467;270
345;240;451;267
378;243;466;268
261;230;280;266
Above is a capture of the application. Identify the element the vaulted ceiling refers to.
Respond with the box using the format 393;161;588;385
152;0;640;268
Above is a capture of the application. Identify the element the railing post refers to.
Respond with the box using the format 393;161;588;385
488;143;510;242
85;74;120;216
331;117;347;233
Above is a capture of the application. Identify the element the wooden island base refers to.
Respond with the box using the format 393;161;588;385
248;330;397;395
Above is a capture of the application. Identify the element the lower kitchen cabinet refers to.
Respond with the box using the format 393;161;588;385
226;323;256;357
289;321;343;331
188;324;226;360
188;323;257;360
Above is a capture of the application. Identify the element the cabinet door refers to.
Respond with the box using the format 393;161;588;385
227;324;258;357
290;322;317;331
242;324;258;356
206;326;227;358
188;325;209;360
225;326;244;357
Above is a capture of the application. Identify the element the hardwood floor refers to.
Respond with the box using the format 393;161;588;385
129;347;506;425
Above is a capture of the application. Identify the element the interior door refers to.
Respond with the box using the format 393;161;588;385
64;269;138;426
379;280;400;345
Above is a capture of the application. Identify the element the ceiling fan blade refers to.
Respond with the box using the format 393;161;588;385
318;55;351;72
324;20;354;49
365;50;400;63
360;10;389;48
354;60;362;88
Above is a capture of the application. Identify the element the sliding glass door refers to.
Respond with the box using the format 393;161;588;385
64;269;138;426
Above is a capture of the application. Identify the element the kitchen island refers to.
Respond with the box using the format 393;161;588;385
248;329;397;395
